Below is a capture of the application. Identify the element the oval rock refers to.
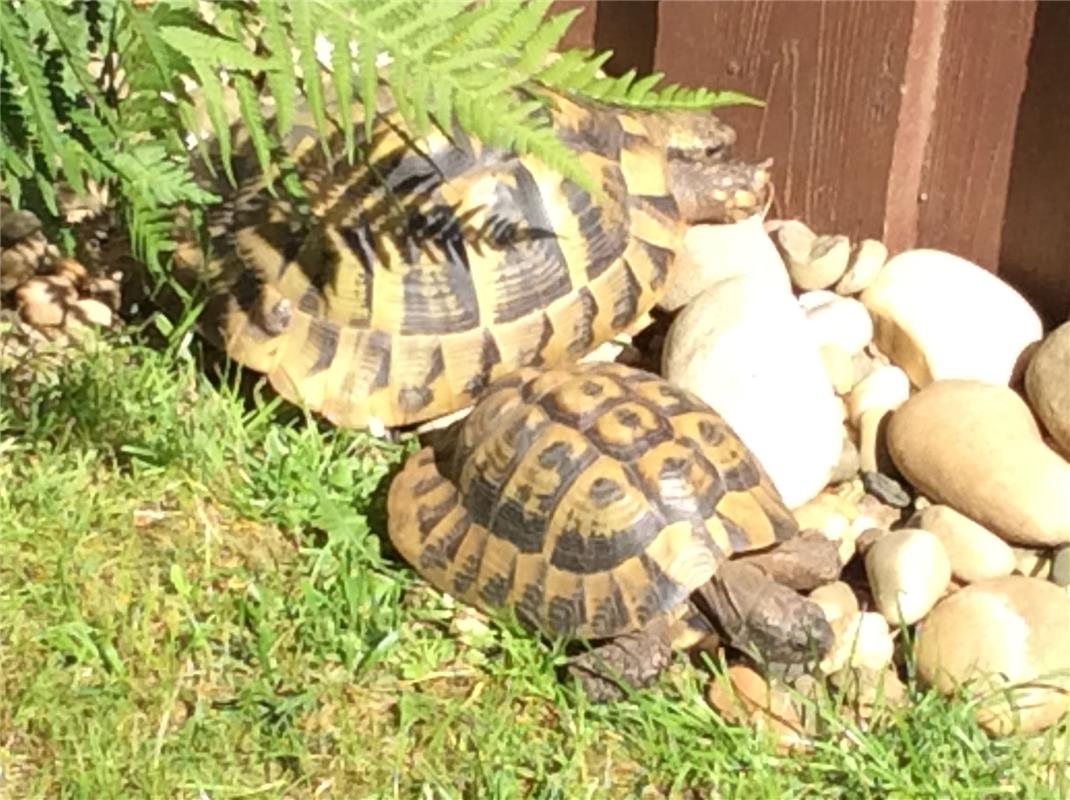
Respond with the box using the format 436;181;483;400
887;380;1070;547
915;576;1070;735
861;249;1042;387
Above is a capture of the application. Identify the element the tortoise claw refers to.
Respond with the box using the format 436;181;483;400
566;626;673;703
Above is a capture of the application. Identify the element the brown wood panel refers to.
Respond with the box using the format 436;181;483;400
999;0;1070;328
915;1;1036;270
882;0;948;256
554;1;658;73
554;0;597;49
652;0;913;240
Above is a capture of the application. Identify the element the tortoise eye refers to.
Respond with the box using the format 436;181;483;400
704;144;725;158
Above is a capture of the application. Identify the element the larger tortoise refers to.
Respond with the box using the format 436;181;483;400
388;362;838;700
176;90;771;430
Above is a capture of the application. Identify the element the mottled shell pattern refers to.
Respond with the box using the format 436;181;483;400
387;362;798;640
185;91;724;429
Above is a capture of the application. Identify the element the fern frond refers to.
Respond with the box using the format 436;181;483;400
325;27;355;159
290;2;328;145
38;2;119;132
541;49;763;109
217;8;274;182
0;2;86;201
260;1;297;136
2;0;765;315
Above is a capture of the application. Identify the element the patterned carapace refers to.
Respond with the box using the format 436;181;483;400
387;362;798;640
181;91;769;429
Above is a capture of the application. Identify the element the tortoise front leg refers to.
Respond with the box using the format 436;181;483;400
565;616;674;703
695;561;833;670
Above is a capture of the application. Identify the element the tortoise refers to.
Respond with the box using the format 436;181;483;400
171;89;772;432
387;361;839;700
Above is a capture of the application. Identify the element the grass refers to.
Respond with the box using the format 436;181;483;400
1;328;1068;799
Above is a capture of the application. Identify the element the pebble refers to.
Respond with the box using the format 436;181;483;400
71;298;114;329
855;527;888;556
657;215;791;311
15;276;77;328
1052;546;1070;587
831;666;907;722
861;471;911;508
912;505;1016;583
1024;321;1070;457
52;257;90;287
887;380;1070;547
86;274;122;312
861;249;1042;387
821;611;895;674
1012;547;1052;580
830;434;861;485
789;234;852;291
802;293;874;355
858;494;903;530
857;407;895;474
851;350;879;387
793;493;858;540
835;239;888;296
706;664;811;752
662;275;843;508
847;364;911;427
865;528;951;625
820;345;856;395
915;576;1070;735
770;220;816;276
810;581;860;624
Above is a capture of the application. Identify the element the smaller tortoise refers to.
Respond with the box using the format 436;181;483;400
388;362;838;700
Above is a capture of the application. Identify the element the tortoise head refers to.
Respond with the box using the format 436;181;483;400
643;111;773;224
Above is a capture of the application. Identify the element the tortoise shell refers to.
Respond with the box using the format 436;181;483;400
387;362;798;640
183;91;763;430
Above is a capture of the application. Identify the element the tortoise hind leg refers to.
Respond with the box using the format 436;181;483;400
565;616;674;703
695;561;833;671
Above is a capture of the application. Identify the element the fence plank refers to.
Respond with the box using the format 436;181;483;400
914;0;1036;270
999;0;1070;328
652;0;913;240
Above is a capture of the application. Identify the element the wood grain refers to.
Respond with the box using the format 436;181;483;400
915;1;1036;270
652;0;913;240
553;0;598;49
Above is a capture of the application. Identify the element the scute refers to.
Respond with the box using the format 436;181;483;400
388;362;799;640
193;92;686;429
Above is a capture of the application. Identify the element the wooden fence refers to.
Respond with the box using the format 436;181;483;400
555;0;1070;328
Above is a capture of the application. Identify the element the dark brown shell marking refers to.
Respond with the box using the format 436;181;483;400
190;93;737;429
388;362;797;640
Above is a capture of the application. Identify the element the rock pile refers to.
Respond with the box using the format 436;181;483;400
1;202;121;376
650;215;1069;742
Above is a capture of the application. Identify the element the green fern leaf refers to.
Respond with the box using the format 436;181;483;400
535;48;612;90
326;26;355;159
357;38;379;140
217;8;274;185
261;0;297;136
0;3;78;197
39;2;119;132
157;26;271;73
290;2;329;144
511;4;580;77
